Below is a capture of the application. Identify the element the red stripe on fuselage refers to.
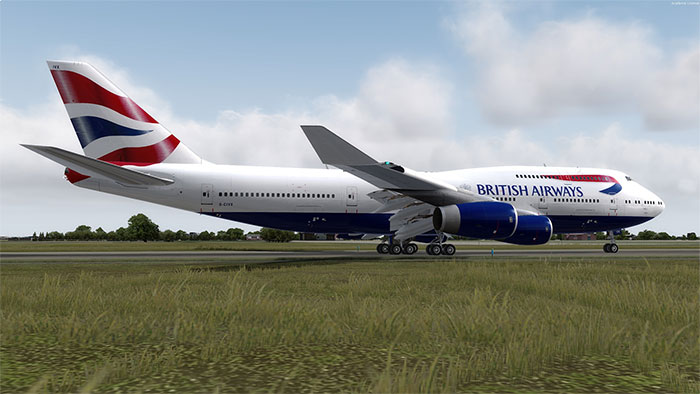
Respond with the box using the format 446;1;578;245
50;70;157;124
542;174;618;183
99;134;180;166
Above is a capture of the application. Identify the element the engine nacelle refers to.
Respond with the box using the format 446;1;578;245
501;215;553;245
433;202;517;240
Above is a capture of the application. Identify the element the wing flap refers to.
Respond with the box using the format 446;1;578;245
22;144;173;186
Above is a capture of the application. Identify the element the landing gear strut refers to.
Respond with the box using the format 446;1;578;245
603;231;619;253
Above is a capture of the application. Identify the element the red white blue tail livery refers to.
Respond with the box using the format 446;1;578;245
48;61;200;166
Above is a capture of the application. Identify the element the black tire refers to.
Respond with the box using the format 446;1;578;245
426;245;434;255
377;244;390;254
610;243;619;253
389;244;403;255
429;244;442;256
442;244;456;255
403;243;418;255
603;244;610;253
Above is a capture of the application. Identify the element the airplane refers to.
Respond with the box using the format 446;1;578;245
23;61;665;255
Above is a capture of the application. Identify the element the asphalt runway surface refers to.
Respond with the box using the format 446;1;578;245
2;248;698;261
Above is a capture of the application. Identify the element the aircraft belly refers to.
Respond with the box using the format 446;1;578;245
204;212;392;234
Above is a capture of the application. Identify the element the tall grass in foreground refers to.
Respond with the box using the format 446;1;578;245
1;257;698;392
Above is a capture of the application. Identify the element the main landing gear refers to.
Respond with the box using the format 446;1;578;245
376;242;419;255
426;243;456;256
603;231;619;253
376;241;455;256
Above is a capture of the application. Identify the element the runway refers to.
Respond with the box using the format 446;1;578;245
2;248;698;261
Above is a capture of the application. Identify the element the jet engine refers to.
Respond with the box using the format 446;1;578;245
501;215;552;245
433;201;517;239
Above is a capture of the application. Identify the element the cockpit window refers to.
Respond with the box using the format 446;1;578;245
625;176;633;181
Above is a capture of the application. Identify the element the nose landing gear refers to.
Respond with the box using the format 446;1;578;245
603;231;619;253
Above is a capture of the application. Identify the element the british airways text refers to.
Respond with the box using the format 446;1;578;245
476;184;584;197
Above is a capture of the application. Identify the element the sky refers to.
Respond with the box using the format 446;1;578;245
1;1;698;236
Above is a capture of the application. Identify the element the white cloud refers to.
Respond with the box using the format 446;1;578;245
447;4;700;131
1;55;698;236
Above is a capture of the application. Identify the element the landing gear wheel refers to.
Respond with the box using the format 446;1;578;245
609;243;618;253
603;244;610;253
427;244;442;255
441;244;456;256
377;244;390;254
389;244;403;255
403;243;418;255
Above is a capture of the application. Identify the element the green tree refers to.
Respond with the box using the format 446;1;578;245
615;229;631;241
687;232;698;240
636;230;657;240
66;225;93;240
260;228;295;242
161;229;176;242
227;228;244;240
217;228;244;241
654;232;672;240
198;231;214;241
94;227;107;240
46;231;64;240
127;214;159;242
175;230;188;241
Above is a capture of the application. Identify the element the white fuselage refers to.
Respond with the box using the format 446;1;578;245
72;163;664;235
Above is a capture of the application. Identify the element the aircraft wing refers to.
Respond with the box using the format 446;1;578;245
301;125;485;206
22;144;174;186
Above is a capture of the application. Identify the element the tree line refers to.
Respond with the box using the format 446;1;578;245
22;213;699;243
30;214;297;242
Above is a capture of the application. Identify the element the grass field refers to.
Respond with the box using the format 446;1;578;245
1;239;698;252
1;255;698;392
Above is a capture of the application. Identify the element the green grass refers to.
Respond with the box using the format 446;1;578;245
1;240;698;252
1;256;698;392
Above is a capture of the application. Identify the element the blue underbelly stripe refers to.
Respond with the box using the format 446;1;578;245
202;212;653;236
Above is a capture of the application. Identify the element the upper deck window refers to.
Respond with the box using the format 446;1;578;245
625;176;633;181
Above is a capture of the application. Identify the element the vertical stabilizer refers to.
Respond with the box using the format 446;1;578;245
47;60;201;165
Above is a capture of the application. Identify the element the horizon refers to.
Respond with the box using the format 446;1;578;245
1;1;698;236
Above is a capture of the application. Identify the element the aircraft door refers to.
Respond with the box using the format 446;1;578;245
538;196;548;210
201;184;213;205
346;186;358;207
609;197;618;215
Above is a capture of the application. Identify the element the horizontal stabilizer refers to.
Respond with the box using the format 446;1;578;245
22;144;173;186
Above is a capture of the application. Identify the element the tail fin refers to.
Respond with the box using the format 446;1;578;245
47;60;201;166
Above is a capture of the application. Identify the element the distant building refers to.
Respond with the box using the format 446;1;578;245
246;234;262;241
564;233;597;241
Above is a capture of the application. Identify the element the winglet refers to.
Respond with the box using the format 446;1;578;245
300;125;377;166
